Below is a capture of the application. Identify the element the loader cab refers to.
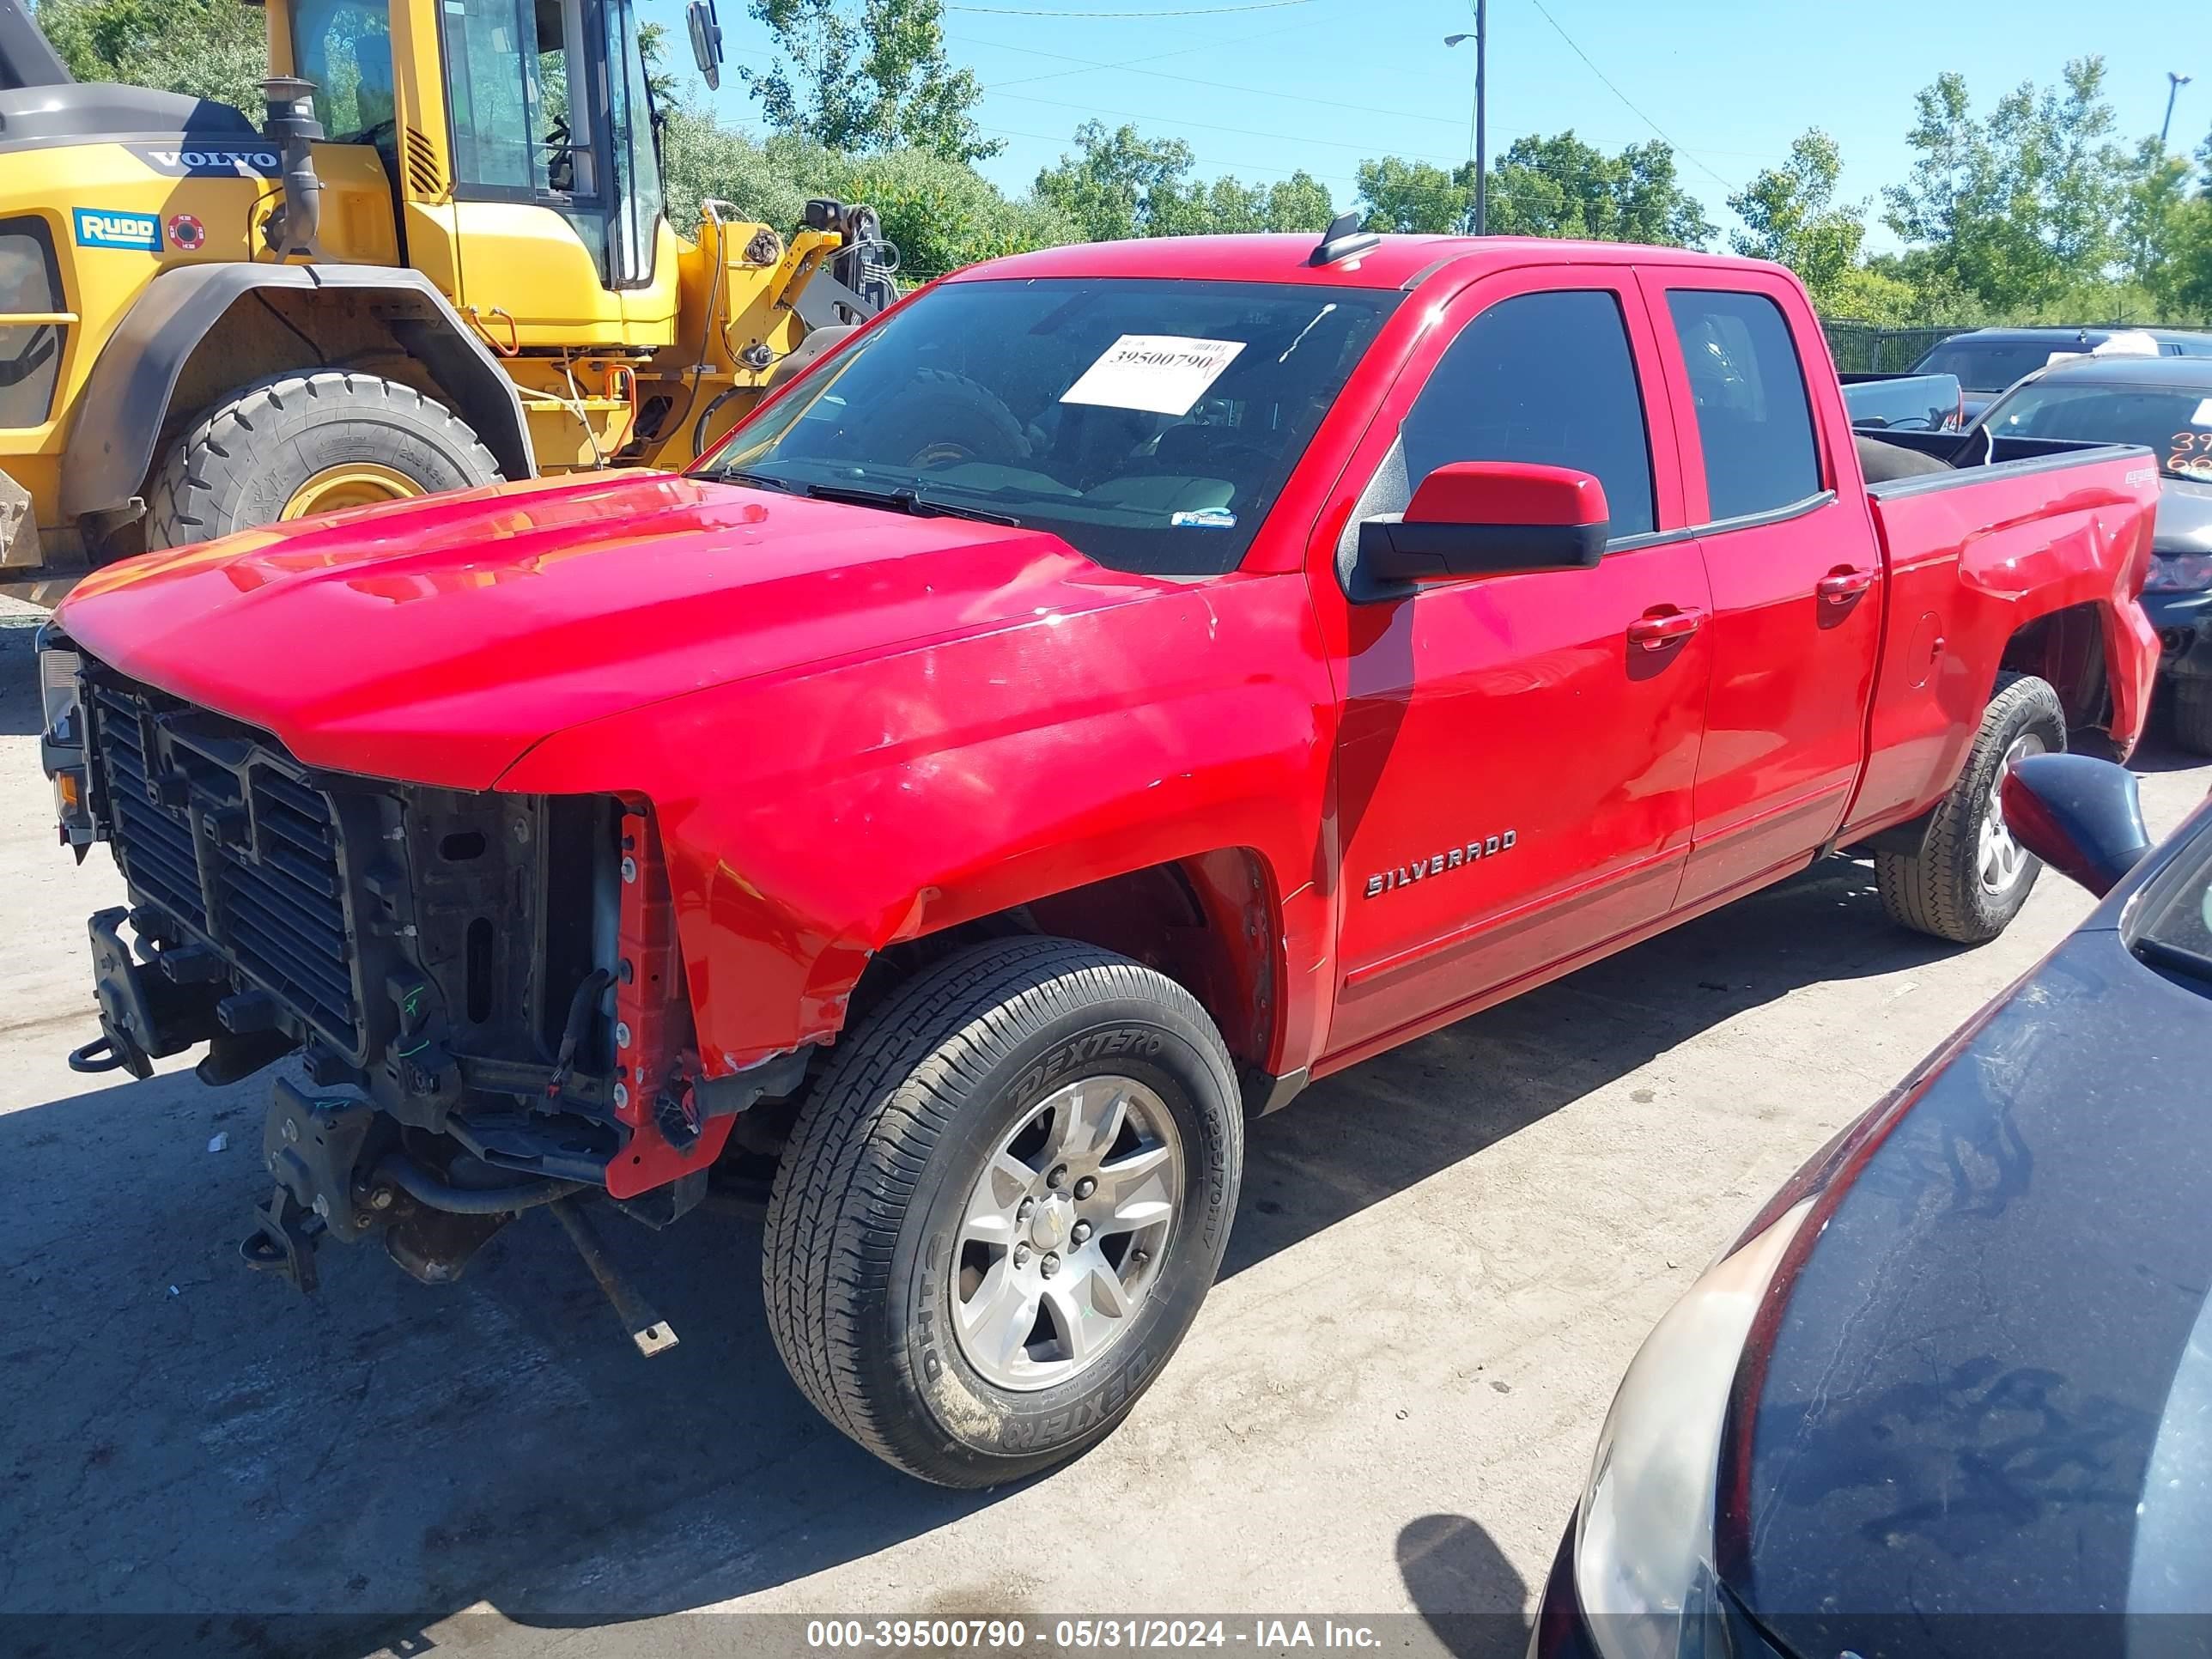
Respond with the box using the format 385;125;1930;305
270;0;678;347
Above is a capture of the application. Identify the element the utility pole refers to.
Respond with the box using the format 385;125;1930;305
2163;71;2192;150
1444;0;1487;235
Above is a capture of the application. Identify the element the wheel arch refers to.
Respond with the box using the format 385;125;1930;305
839;848;1289;1103
62;264;534;533
1998;599;2114;745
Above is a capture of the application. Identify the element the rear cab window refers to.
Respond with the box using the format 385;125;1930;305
1662;289;1825;524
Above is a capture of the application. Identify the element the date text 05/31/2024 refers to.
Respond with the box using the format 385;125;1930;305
803;1619;1385;1650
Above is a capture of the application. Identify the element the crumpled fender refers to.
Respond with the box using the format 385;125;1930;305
495;571;1340;1079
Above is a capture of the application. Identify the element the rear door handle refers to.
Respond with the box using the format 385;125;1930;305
1626;606;1705;650
1817;568;1875;605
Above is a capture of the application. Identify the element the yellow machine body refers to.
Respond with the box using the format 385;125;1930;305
0;0;874;584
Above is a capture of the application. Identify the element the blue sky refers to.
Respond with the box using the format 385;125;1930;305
646;0;2206;251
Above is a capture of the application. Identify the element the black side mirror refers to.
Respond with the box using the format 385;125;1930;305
1358;460;1608;586
687;0;723;89
2000;751;2151;897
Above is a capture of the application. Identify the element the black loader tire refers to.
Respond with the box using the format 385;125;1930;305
763;936;1243;1487
2170;678;2212;757
1875;671;2067;944
145;370;503;550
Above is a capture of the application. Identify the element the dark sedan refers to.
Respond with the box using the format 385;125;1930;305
1911;326;2166;420
1978;354;2212;753
1534;750;2212;1659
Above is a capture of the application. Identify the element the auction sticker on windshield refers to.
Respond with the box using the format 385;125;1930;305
1061;335;1246;416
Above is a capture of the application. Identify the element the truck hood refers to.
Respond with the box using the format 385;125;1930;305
57;472;1165;789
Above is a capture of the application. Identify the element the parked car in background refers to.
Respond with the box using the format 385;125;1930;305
37;230;2163;1488
1976;353;2212;753
1911;325;2164;419
1532;748;2209;1659
1839;370;1962;432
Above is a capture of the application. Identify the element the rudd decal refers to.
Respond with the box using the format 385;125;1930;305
1364;830;1518;897
73;209;162;252
167;214;207;252
128;143;283;177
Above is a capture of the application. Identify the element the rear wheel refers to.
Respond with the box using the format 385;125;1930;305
1875;672;2067;944
763;936;1243;1487
145;370;503;550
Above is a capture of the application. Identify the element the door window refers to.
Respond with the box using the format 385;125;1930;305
441;0;542;190
603;0;664;284
1664;289;1822;521
1398;289;1656;538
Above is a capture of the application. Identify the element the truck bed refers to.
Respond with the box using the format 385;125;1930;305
1844;432;2161;839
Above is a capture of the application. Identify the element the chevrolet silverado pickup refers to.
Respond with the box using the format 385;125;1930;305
38;222;2160;1487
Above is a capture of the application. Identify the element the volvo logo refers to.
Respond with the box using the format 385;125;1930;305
1364;830;1517;897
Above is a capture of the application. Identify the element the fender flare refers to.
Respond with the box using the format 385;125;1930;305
61;263;535;522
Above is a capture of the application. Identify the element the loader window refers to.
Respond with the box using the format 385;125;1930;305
0;219;64;428
291;0;396;145
441;0;587;195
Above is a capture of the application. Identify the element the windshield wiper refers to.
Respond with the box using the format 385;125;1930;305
801;481;1023;526
716;468;801;495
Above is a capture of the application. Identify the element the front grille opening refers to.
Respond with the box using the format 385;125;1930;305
465;917;494;1024
441;830;487;862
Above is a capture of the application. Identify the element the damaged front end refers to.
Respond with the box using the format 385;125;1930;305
39;628;790;1325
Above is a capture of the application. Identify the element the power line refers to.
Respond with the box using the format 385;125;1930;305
953;29;1470;128
1522;0;1737;191
950;0;1313;13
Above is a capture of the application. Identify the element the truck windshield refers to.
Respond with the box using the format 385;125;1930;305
704;277;1400;576
1982;380;2212;479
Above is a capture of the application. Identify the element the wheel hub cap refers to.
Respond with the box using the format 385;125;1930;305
1028;1194;1073;1252
1979;732;2048;895
951;1073;1182;1393
280;461;424;520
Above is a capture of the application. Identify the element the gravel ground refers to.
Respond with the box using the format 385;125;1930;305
3;593;2204;1659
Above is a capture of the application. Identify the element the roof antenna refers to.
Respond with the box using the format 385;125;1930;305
1310;210;1381;267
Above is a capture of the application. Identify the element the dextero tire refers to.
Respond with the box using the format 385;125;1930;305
1875;672;2068;945
2169;677;2212;757
763;936;1243;1487
145;371;503;550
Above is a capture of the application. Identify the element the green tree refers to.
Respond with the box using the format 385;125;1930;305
1355;155;1469;233
1726;129;1869;306
1884;57;2130;311
1263;171;1335;233
36;0;265;112
1034;121;1196;241
740;0;999;165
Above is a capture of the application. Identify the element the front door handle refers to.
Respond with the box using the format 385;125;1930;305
1817;568;1876;605
1627;605;1705;651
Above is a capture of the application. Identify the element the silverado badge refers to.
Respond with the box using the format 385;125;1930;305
1364;831;1518;898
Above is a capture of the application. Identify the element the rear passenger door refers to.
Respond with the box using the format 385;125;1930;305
1324;271;1713;1061
1644;276;1885;908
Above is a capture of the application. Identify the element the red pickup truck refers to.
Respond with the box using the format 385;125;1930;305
38;225;2159;1487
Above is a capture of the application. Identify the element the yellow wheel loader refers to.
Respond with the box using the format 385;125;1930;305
0;0;891;599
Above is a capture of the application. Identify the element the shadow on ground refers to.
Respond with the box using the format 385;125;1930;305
1397;1513;1533;1659
0;846;1966;1657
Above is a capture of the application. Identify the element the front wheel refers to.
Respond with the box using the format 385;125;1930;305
763;937;1243;1487
145;370;504;550
1875;672;2067;944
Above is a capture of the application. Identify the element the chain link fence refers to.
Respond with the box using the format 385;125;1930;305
1820;318;2212;372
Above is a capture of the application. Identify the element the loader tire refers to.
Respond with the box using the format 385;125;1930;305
1875;672;2067;945
145;371;503;550
763;936;1243;1487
